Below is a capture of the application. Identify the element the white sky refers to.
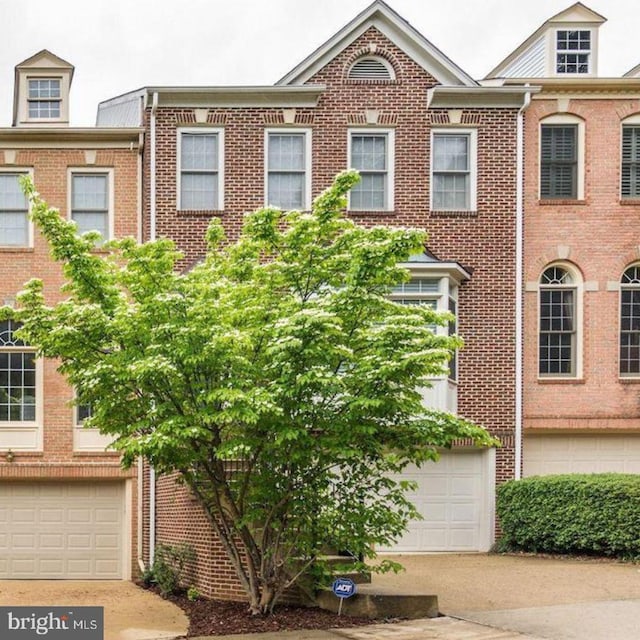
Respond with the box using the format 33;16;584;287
0;0;638;126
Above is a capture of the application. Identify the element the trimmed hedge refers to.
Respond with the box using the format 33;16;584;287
496;473;640;559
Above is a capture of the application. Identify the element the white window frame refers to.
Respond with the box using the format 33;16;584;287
430;129;478;212
0;168;34;248
27;77;63;120
537;262;583;379
177;127;225;211
539;114;585;200
264;128;312;210
347;128;395;211
619;264;640;378
553;29;593;76
67;168;115;242
0;320;43;431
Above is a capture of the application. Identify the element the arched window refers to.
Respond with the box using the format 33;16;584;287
348;56;395;81
620;265;640;375
539;265;579;376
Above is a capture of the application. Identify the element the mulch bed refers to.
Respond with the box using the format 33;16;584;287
144;586;398;637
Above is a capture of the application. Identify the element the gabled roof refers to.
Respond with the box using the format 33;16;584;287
624;63;640;79
277;0;477;87
15;49;74;76
486;2;606;80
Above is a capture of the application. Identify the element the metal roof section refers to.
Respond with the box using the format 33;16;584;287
97;89;146;127
624;63;640;79
401;251;472;284
485;2;606;80
276;0;477;87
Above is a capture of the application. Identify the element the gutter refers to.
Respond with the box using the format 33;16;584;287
515;87;532;480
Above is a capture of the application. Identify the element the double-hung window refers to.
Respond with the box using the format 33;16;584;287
539;266;577;376
348;130;394;210
621;126;640;199
0;320;36;423
620;266;640;376
431;130;477;211
178;129;224;210
265;130;311;210
28;78;61;119
0;172;30;246
540;125;577;199
556;30;591;74
70;171;112;241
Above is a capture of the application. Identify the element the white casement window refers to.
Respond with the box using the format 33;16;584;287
431;130;477;211
620;265;640;377
27;78;61;119
69;169;114;242
348;129;394;211
539;115;585;200
177;128;224;211
555;30;591;74
0;170;32;247
0;320;38;424
264;129;311;210
538;264;583;378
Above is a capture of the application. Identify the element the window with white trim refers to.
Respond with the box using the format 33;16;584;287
621;126;640;199
556;30;591;74
620;265;640;376
0;320;36;423
390;277;458;382
70;172;112;241
539;265;579;376
431;130;477;211
28;78;61;118
348;130;394;211
0;172;30;246
265;130;311;210
178;129;224;210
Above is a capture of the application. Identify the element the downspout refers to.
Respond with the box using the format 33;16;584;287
149;91;159;565
515;88;531;480
137;124;145;573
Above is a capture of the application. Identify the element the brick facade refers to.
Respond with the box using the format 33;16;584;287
138;22;521;598
0;139;142;579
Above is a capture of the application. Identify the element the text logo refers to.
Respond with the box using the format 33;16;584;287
0;607;103;640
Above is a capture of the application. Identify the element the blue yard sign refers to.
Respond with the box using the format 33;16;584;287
332;577;357;614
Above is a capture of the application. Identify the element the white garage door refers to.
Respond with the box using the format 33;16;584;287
379;449;495;553
0;482;125;579
524;435;640;476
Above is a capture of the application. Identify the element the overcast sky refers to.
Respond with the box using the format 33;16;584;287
0;0;638;126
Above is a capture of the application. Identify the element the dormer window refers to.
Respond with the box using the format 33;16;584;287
348;56;395;81
28;78;61;119
556;30;591;74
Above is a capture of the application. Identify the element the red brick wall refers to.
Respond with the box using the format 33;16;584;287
146;27;519;596
0;145;140;578
524;97;640;434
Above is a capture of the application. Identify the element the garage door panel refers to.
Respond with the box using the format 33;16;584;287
524;436;640;476
379;450;493;553
0;482;124;579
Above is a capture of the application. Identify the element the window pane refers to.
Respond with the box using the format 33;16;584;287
433;135;468;171
72;175;107;210
350;173;386;209
0;212;28;245
28;79;61;99
28;101;61;118
181;134;217;171
72;212;109;238
0;348;36;422
433;174;469;210
181;173;217;209
269;134;304;171
351;135;386;170
267;173;304;209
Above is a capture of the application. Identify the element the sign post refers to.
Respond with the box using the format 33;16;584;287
331;577;357;615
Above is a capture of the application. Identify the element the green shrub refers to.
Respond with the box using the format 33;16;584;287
497;473;640;560
151;543;196;596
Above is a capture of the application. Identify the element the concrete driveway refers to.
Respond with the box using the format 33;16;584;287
374;553;640;640
0;581;188;640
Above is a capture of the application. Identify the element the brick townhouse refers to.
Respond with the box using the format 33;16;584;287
487;2;640;475
0;50;143;579
99;0;532;598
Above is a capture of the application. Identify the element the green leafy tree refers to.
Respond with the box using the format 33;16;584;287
7;172;495;614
